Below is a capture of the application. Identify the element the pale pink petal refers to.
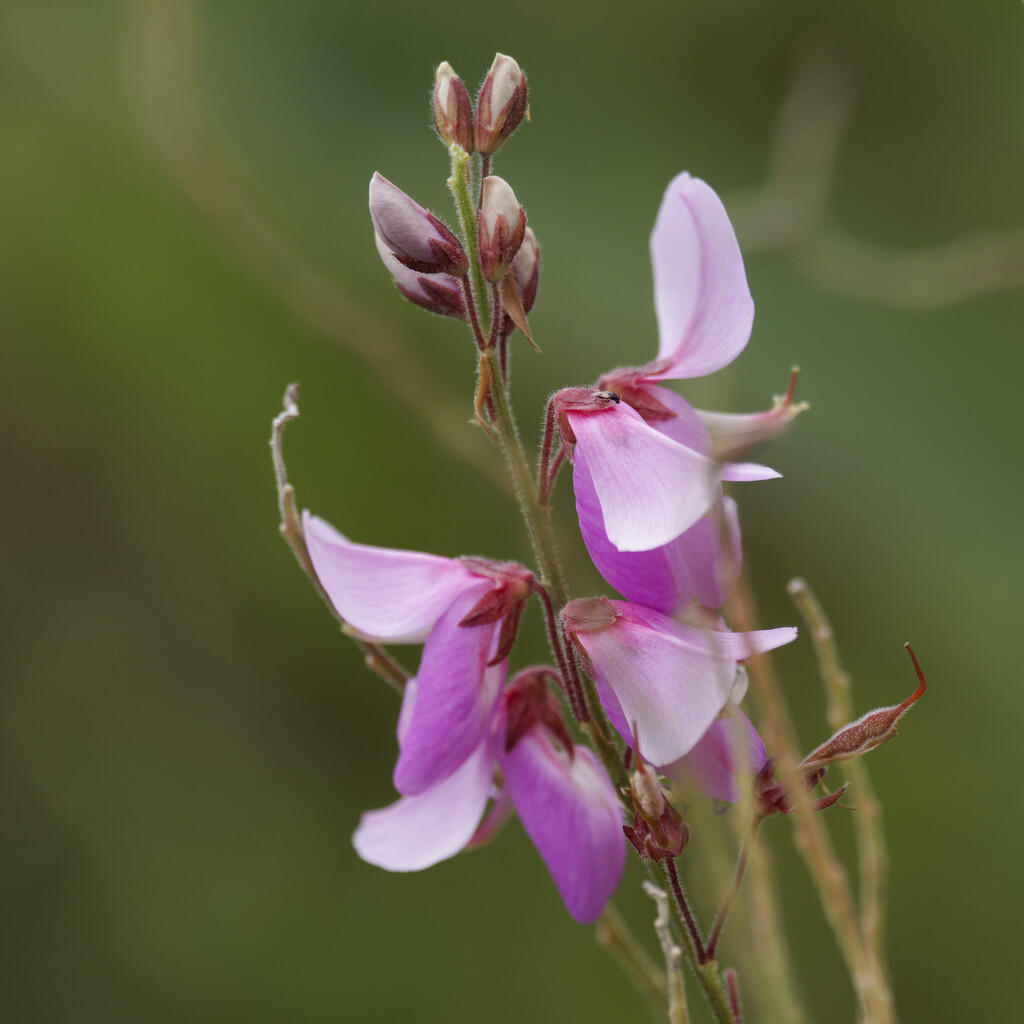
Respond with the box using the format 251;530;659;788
302;512;477;642
501;732;624;924
574;448;739;613
568;403;720;553
572;602;796;765
352;737;493;872
720;461;781;482
638;384;712;452
393;591;503;795
661;708;766;803
649;173;753;379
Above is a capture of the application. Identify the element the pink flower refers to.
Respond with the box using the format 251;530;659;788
302;512;531;795
563;597;796;766
572;384;776;613
497;670;625;923
552;388;723;553
353;668;625;924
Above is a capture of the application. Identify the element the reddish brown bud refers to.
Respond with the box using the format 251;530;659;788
474;53;527;155
432;62;474;153
477;176;526;283
623;746;688;861
623;809;691;862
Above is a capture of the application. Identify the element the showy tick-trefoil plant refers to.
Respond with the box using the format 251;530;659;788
272;54;926;1024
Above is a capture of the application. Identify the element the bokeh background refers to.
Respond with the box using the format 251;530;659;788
3;1;1022;1021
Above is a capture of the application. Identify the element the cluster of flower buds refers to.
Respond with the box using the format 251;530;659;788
371;56;535;331
431;55;528;157
292;55;921;929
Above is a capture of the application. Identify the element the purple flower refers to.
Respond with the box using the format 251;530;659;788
353;668;625;924
563;597;796;766
302;512;531;795
572;384;776;613
552;388;723;553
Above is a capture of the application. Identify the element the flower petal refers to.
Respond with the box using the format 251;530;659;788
662;707;766;803
720;461;781;482
393;590;503;795
302;512;477;642
352;737;494;872
575;447;741;613
501;732;624;924
649;173;753;379
571;602;796;765
568;403;720;553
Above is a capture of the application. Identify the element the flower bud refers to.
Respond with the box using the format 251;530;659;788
623;756;689;861
477;176;526;282
369;172;468;277
510;227;540;315
432;61;474;153
474;53;527;155
373;232;466;319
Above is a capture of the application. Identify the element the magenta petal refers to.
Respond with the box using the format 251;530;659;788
573;603;796;765
393;588;502;796
502;732;624;924
648;173;753;379
569;404;720;553
352;737;493;872
302;512;477;642
661;708;766;803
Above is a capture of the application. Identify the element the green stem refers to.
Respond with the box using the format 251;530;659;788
447;144;488;330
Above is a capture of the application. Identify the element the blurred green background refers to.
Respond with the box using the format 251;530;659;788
3;0;1022;1021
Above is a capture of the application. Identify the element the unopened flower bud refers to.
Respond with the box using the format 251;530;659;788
477;176;526;282
432;61;474;153
373;232;466;320
369;172;468;277
474;53;527;155
510;227;540;315
623;745;688;861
